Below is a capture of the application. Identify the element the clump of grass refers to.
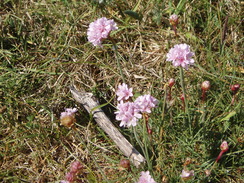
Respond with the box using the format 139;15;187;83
1;0;243;182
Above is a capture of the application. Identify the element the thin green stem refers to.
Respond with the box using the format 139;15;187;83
179;67;191;129
110;39;126;83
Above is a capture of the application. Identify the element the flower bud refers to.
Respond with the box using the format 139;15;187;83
169;14;179;26
70;161;83;173
220;141;229;153
201;81;211;91
180;94;184;101
168;78;175;88
230;84;240;94
119;159;131;169
147;129;153;135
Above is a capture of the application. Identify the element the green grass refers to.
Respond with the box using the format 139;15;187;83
1;0;243;182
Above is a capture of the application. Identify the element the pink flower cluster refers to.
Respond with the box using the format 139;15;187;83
116;83;133;101
137;171;157;183
166;43;194;70
115;83;158;127
134;95;158;114
87;17;118;47
115;101;142;127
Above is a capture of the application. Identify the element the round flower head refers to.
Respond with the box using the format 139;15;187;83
115;101;142;127
116;83;133;101
137;171;157;183
166;43;194;70
87;17;118;47
134;94;158;114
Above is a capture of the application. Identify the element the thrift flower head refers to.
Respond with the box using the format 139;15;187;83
87;17;118;47
134;94;158;113
137;171;157;183
166;43;194;70
60;108;78;127
180;169;194;180
169;14;179;26
115;101;142;127
116;83;133;101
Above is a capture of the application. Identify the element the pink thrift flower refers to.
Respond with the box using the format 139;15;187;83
166;44;194;70
87;17;118;47
180;169;194;180
116;83;133;101
134;94;158;113
115;101;142;127
70;161;83;173
137;171;157;183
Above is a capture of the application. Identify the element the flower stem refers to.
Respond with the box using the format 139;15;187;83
179;67;191;128
110;40;126;83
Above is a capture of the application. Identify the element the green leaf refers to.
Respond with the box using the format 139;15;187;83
124;10;142;21
221;111;236;121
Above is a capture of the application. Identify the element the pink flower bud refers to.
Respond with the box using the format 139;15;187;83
220;141;229;153
201;81;211;91
230;84;240;94
180;94;184;101
216;141;229;162
70;161;83;173
119;159;131;169
169;14;179;26
168;78;175;88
